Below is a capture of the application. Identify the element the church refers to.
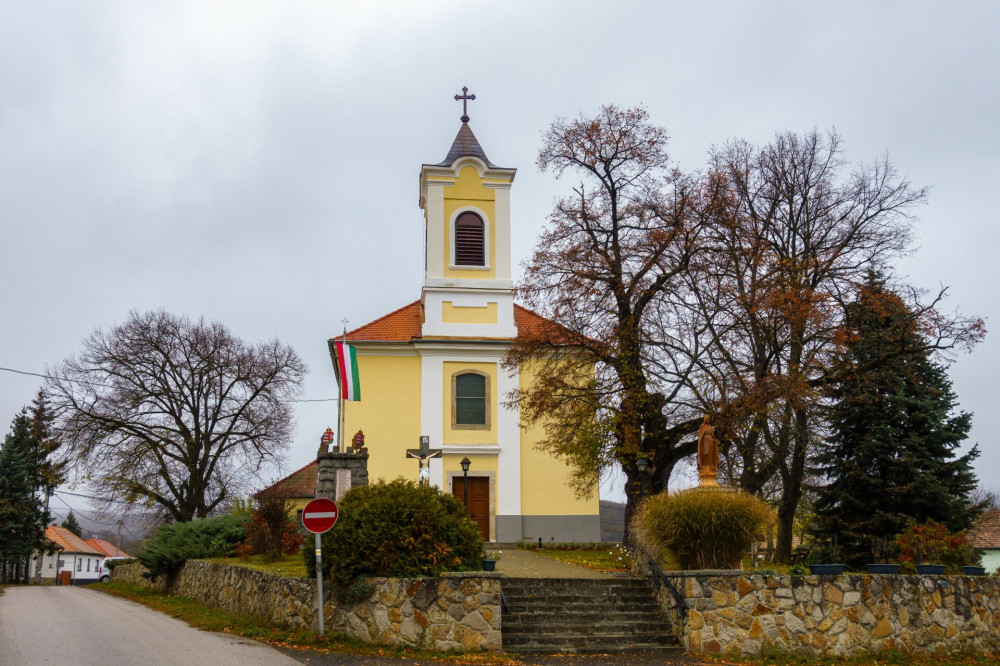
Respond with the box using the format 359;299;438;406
330;93;600;543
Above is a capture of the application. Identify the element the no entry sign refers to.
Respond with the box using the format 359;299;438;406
301;498;339;533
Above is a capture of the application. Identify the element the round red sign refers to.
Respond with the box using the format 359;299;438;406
301;498;339;533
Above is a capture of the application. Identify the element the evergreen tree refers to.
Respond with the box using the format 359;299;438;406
0;412;49;582
813;274;981;567
61;511;83;538
29;390;65;499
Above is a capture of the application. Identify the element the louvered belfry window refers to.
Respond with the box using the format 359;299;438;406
454;212;485;266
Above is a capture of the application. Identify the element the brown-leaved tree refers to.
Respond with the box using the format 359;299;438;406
505;106;709;537
690;130;982;560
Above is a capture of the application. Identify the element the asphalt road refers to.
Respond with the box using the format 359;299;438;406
0;585;301;666
0;586;708;666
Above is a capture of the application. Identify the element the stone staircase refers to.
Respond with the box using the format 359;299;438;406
501;577;680;654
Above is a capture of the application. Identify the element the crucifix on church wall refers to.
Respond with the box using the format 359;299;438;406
406;435;442;487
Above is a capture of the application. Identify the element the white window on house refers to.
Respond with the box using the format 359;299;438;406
58;559;65;568
86;559;90;571
77;559;82;571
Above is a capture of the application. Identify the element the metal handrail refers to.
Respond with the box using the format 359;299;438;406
633;543;687;621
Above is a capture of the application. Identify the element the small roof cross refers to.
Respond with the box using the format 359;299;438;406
454;86;476;123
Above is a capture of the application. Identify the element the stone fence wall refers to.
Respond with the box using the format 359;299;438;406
653;571;1000;657
112;561;501;651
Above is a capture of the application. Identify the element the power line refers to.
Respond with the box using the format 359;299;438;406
0;365;337;402
51;492;147;542
50;493;122;527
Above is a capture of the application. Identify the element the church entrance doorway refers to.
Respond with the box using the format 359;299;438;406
453;476;490;541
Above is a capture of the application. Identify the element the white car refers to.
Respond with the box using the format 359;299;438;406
98;556;130;582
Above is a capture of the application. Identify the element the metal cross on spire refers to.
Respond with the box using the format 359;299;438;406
454;86;476;123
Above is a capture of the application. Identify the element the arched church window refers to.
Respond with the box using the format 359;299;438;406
452;371;490;429
454;212;485;266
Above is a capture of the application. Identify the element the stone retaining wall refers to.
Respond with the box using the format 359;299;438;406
654;571;1000;657
112;561;501;650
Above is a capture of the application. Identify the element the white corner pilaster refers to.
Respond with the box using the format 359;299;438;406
419;353;445;489
496;362;521;516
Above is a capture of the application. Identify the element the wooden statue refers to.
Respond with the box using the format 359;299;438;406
697;415;719;487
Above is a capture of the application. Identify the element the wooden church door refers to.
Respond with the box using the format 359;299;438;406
453;477;490;541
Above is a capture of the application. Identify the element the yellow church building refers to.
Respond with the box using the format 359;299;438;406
332;102;600;543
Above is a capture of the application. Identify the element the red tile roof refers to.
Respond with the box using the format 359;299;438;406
256;461;317;499
970;510;1000;549
85;538;131;558
335;299;578;345
342;301;422;342
45;525;104;555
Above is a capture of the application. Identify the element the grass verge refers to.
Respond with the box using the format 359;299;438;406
204;553;307;578
94;581;515;664
534;546;634;573
700;649;1000;666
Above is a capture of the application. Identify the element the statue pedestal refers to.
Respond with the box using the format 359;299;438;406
316;449;369;500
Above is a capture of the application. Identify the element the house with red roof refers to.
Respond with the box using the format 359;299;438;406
315;101;600;543
970;510;1000;573
30;525;106;585
85;537;131;559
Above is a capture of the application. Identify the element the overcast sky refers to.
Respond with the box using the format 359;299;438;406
2;1;997;517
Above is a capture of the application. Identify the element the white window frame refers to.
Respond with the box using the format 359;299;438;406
448;206;491;270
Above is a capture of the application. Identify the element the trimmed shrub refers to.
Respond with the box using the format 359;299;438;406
304;478;484;589
137;514;245;580
633;488;774;570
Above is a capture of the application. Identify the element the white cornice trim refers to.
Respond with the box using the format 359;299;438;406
424;278;514;290
351;344;420;356
441;444;502;455
414;342;510;357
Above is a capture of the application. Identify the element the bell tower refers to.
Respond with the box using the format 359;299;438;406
418;88;517;338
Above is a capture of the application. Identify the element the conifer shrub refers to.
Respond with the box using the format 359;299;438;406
137;514;245;580
304;478;483;589
633;488;774;570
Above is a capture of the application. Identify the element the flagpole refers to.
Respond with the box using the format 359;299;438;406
339;319;349;453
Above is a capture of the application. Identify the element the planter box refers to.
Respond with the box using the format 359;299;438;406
808;564;845;575
962;566;986;576
482;560;497;572
867;563;901;574
915;564;945;575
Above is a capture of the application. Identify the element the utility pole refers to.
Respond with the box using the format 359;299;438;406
34;489;51;584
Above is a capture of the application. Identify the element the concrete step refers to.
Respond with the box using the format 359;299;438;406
503;597;659;609
502;620;673;635
503;610;668;624
503;632;680;653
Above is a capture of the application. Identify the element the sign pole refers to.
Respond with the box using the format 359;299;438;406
302;497;338;636
315;531;324;635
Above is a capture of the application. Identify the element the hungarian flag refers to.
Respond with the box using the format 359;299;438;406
333;341;361;401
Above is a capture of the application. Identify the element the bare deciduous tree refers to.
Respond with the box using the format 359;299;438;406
47;310;305;522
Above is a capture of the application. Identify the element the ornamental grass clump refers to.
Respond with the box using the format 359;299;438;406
634;489;774;570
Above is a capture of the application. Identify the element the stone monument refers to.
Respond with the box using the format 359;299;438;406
316;428;369;501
